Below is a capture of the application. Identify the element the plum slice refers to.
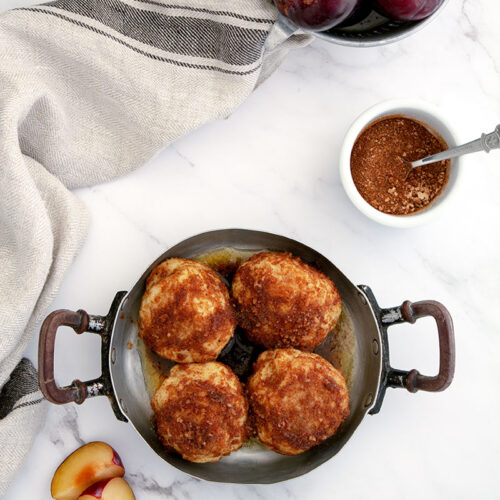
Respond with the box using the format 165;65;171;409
51;442;125;500
79;478;135;500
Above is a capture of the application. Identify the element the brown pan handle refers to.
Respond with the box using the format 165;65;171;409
38;292;128;421
39;309;96;404
381;300;455;393
358;286;456;415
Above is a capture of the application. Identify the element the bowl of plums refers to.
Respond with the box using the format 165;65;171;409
274;0;450;46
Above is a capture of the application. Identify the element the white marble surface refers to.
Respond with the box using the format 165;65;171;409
3;0;500;498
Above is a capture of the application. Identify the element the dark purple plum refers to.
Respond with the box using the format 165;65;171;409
336;0;373;27
275;0;362;31
372;0;443;21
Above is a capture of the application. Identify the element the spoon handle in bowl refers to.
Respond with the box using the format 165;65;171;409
411;124;500;168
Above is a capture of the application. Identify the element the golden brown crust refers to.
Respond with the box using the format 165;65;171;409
138;258;236;363
151;362;248;463
232;252;342;350
247;348;350;455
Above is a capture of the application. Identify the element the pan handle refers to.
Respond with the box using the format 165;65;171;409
39;308;92;404
38;291;128;421
359;286;455;415
381;300;455;393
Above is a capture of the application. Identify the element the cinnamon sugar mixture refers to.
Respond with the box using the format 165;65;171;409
350;116;450;216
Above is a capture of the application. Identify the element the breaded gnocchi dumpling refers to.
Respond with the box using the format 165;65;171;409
138;258;236;363
151;362;248;463
232;252;341;350
247;348;349;455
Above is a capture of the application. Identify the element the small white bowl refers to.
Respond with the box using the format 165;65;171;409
339;99;462;228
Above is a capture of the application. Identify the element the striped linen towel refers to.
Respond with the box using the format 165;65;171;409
0;0;310;493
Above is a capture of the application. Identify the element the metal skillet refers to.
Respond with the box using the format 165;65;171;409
38;229;455;484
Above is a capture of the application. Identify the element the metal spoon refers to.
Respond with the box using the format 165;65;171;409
409;125;500;169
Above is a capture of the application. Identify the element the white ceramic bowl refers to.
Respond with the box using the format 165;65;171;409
339;99;462;228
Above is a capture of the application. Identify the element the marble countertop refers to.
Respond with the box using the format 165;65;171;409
4;0;500;498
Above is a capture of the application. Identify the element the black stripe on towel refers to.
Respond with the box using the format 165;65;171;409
45;0;269;66
13;397;45;412
0;359;40;420
22;8;263;76
132;0;274;24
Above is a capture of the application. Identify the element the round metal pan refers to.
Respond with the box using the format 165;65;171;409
38;229;455;484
